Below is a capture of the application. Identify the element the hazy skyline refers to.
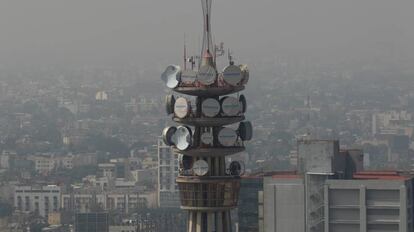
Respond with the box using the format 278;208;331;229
0;0;413;67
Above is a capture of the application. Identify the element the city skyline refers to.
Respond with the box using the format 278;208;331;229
1;1;414;231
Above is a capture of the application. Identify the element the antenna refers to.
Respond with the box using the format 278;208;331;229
201;0;214;67
215;42;225;57
161;65;181;88
228;49;234;65
190;56;196;70
184;34;187;70
306;94;312;138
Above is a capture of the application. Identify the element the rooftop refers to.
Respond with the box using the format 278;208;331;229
353;171;411;180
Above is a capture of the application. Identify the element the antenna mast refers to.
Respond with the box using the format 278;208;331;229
201;0;214;68
184;34;187;70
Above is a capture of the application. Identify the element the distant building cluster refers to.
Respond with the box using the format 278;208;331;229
0;141;186;231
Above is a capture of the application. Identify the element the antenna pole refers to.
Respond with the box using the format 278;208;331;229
201;0;214;67
184;34;187;70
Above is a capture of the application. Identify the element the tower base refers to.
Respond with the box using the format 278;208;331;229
187;211;232;232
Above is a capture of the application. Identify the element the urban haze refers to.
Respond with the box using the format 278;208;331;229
0;0;414;232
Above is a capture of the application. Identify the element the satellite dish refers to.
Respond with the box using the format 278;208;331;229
222;65;242;86
161;65;181;88
162;126;177;146
239;95;247;113
180;155;193;170
201;131;213;145
174;97;190;119
197;65;216;85
165;95;176;115
193;159;209;176
229;161;245;176
175;126;192;151
201;98;220;117
218;127;238;147
239;64;249;85
238;121;253;141
221;96;241;116
181;70;197;84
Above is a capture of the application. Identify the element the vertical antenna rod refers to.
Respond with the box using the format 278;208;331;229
201;0;214;67
184;34;187;70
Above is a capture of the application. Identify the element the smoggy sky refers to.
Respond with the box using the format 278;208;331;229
0;0;413;67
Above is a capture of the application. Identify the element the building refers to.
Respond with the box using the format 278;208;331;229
237;177;263;232
109;224;137;232
157;139;179;208
326;172;413;232
14;185;61;218
0;150;16;169
263;140;414;232
41;225;67;232
98;159;132;180
298;140;344;232
27;153;90;175
30;155;57;175
75;212;109;232
297;140;343;175
372;110;412;136
131;169;156;184
48;212;61;225
62;192;147;214
98;163;116;179
264;173;305;232
264;172;414;232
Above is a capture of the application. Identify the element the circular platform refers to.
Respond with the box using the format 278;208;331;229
176;175;240;183
173;146;245;157
177;176;240;210
173;85;245;97
173;116;245;127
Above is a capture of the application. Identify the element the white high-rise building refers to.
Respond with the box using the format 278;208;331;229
14;185;61;218
157;139;179;208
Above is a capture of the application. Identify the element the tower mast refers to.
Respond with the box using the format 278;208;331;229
201;0;214;68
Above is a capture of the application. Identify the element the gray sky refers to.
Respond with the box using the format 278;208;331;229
0;0;413;67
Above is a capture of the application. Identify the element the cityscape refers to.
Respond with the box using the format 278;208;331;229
1;0;414;232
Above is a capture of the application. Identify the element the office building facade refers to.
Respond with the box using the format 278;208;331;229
14;185;61;218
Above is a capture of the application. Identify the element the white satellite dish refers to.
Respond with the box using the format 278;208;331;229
181;70;197;84
239;64;249;85
161;65;181;88
162;126;177;146
218;127;238;147
201;98;220;117
174;97;190;119
222;65;242;86
201;131;213;145
193;159;209;176
175;126;192;151
221;96;241;116
239;95;247;113
238;121;253;141
197;65;216;85
165;95;175;115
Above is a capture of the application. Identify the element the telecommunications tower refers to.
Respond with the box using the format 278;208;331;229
161;0;252;231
